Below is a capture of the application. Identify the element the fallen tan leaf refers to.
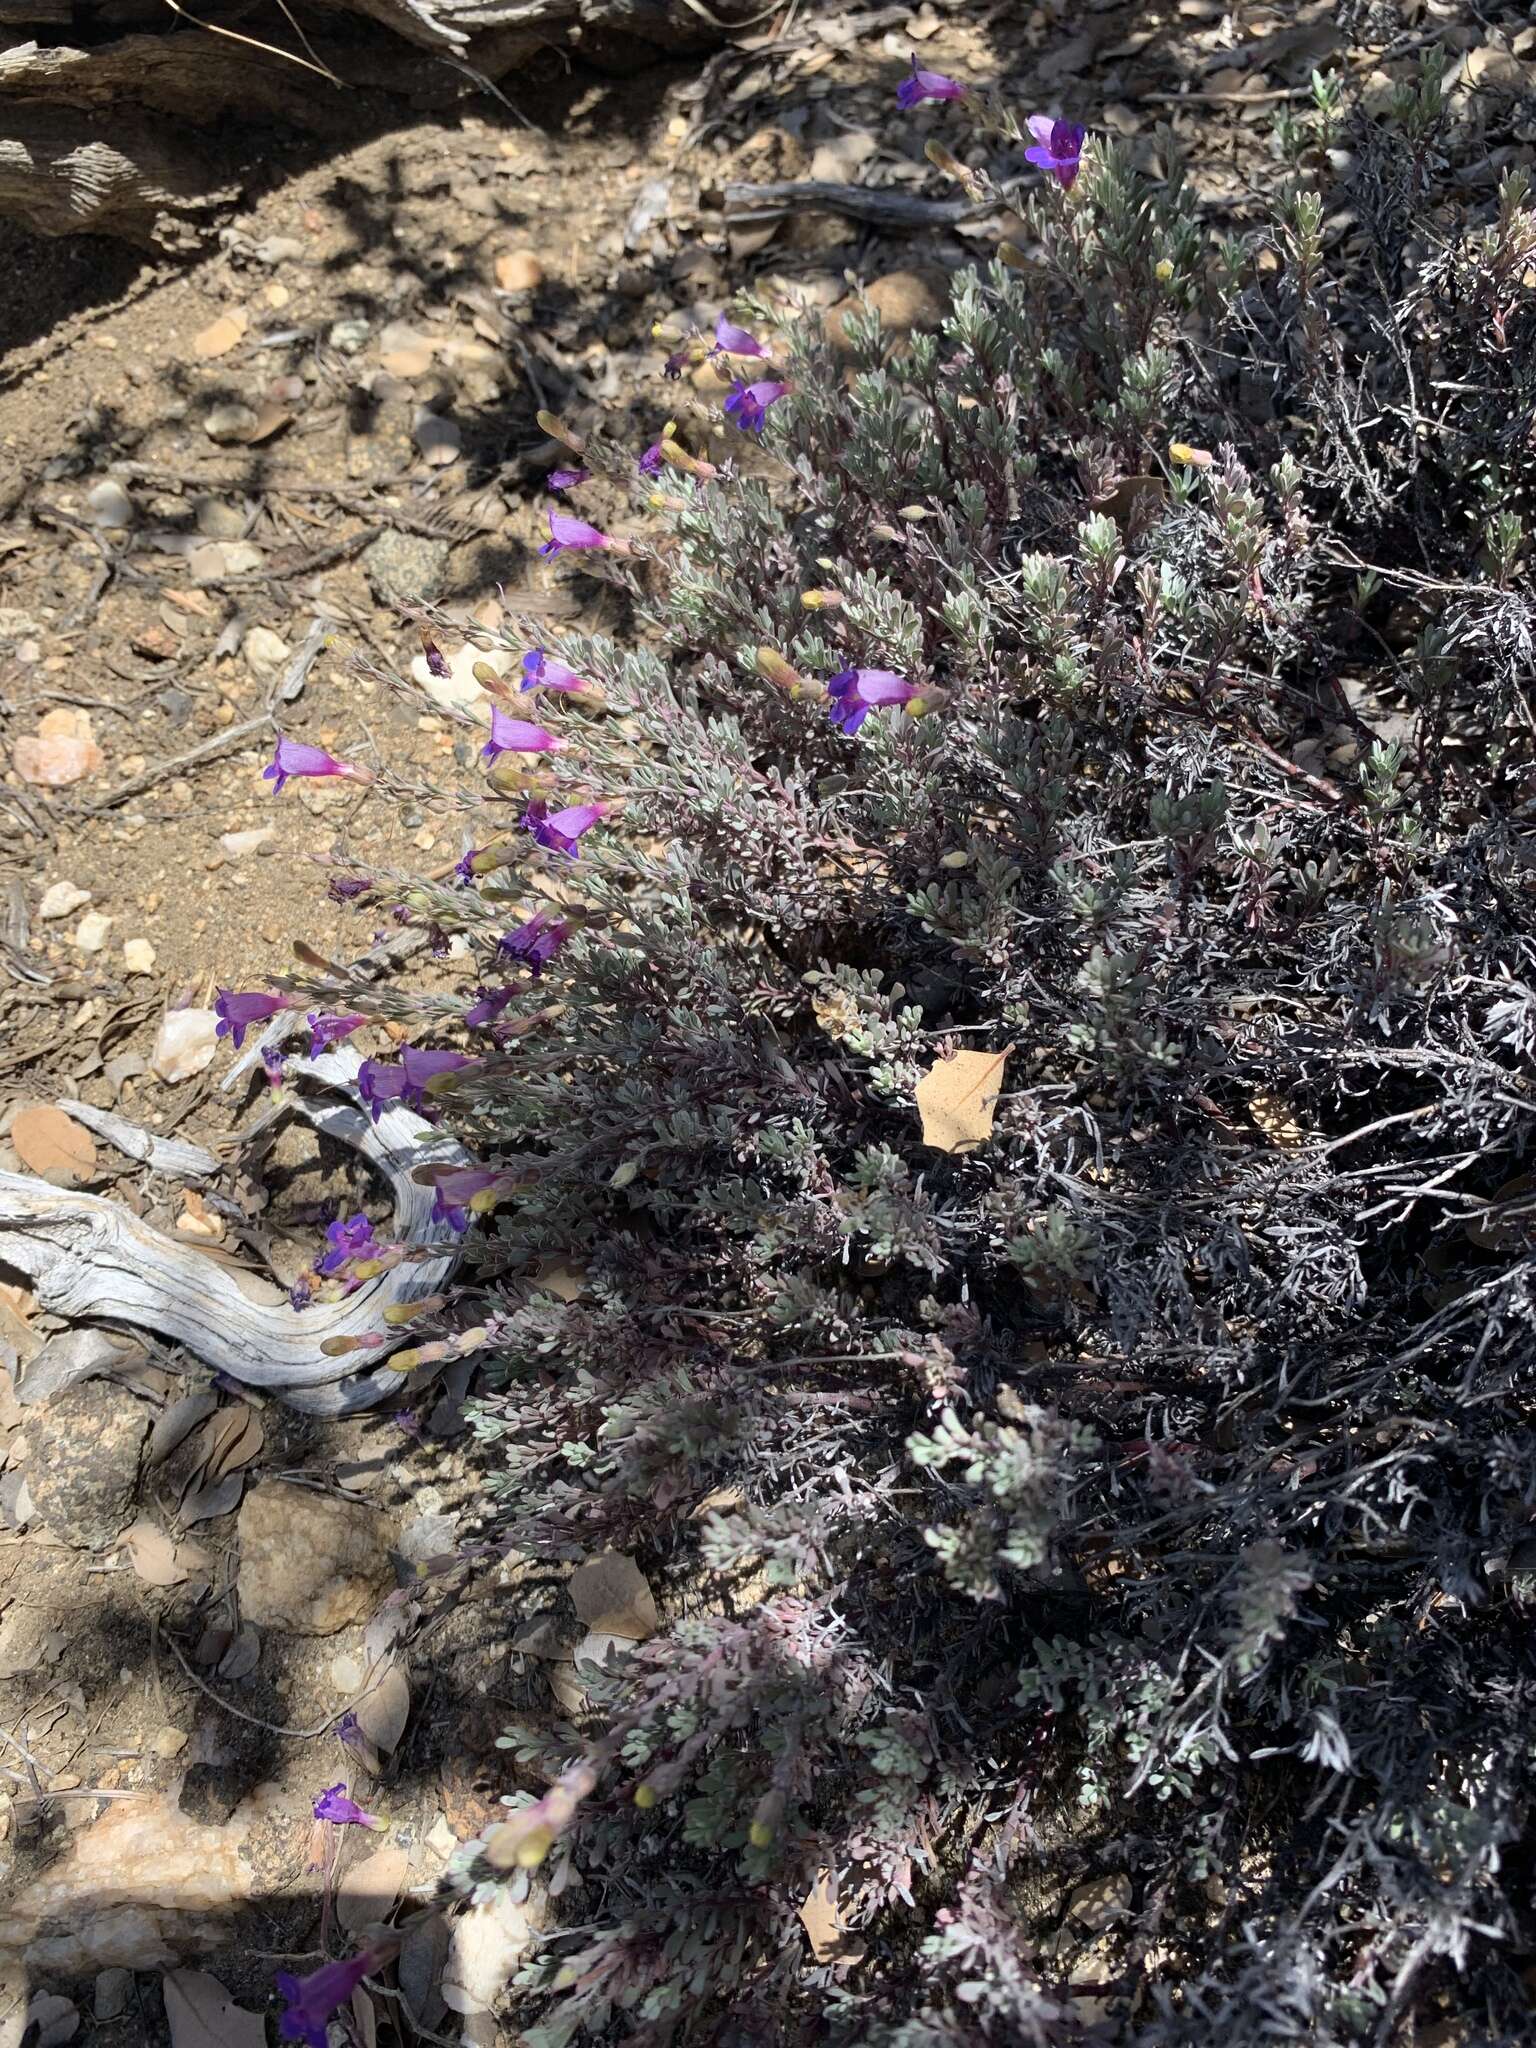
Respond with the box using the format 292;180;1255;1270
915;1046;1010;1154
353;1658;411;1759
350;1985;379;2048
568;1552;658;1639
337;1841;411;1938
163;1968;266;2048
799;1868;866;1966
11;1105;97;1186
192;309;249;360
123;1518;189;1588
196;1401;265;1482
234;402;293;446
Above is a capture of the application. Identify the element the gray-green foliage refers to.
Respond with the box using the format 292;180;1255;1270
308;67;1536;2048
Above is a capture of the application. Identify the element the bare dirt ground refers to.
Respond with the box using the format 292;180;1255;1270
0;0;1526;2039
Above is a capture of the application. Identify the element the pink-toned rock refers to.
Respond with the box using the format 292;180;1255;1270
12;732;104;787
0;1793;252;1972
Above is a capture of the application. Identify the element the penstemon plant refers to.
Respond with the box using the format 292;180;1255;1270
245;50;1536;2048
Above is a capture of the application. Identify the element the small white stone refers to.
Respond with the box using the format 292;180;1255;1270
150;1008;219;1085
219;826;275;858
122;939;156;974
85;479;135;529
203;403;260;444
38;881;91;921
73;910;112;953
242;625;290;683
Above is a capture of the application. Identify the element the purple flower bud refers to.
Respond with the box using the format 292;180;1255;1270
315;1212;382;1276
723;379;789;435
261;1045;287;1092
547;467;590;491
711;313;767;359
540;509;611;557
357;1058;406;1122
825;667;923;736
523;799;610;860
499;909;573;975
663;345;692;380
896;54;967;108
399;1046;476;1107
328;875;374;905
289;1277;313;1312
1025;115;1087;188
313;1783;381;1828
481;707;567;760
263;735;369;794
276;1949;387;2048
521;648;588;694
214;989;292;1050
422;638;450;679
638;440;666;477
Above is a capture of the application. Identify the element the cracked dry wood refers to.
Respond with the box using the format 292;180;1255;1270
0;1048;467;1415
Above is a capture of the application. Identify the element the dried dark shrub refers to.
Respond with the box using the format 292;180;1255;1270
306;59;1536;2048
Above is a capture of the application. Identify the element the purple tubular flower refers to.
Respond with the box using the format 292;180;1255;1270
328;874;373;905
428;1165;505;1228
263;736;364;794
214;989;291;1050
500;909;573;975
261;1045;287;1092
481;706;567;760
315;1213;382;1276
422;638;450;680
520;648;588;694
547;467;590;491
357;1058;406;1122
524;799;609;859
638;440;665;477
825;667;923;736
313;1783;381;1828
724;379;789;435
540;509;611;557
307;1011;366;1058
399;1047;475;1107
276;1950;384;2048
663;345;692;380
1025;114;1087;188
711;313;766;360
896;54;967;107
464;984;516;1029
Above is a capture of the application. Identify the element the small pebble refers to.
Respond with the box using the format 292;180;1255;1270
123;938;156;973
73;911;111;953
494;249;545;292
38;881;90;921
220;826;275;858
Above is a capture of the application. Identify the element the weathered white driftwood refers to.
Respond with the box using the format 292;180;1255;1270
53;1099;219;1179
0;1049;466;1415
